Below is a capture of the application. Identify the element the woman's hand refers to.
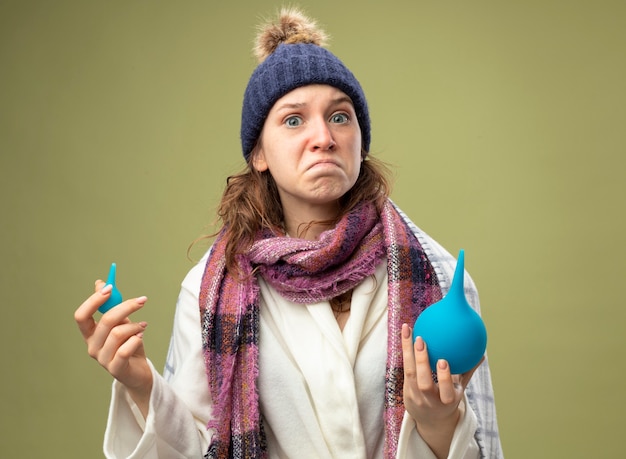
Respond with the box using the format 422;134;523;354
74;280;153;417
401;323;482;458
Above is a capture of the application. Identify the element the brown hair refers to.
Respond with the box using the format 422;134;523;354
214;150;393;275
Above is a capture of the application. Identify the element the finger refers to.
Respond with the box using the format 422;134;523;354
96;321;148;366
435;360;458;404
114;331;145;362
99;296;147;327
401;324;417;384
106;333;146;382
94;279;106;292
414;336;435;391
89;296;148;352
459;356;485;388
74;283;114;338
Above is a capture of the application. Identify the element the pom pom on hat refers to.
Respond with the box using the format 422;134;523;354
240;7;370;159
253;8;329;62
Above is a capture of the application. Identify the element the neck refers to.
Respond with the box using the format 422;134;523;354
282;202;341;241
285;219;335;240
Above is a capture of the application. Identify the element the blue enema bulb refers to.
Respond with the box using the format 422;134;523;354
98;263;123;314
412;250;487;374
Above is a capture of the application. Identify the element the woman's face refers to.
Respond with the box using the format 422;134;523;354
253;84;362;221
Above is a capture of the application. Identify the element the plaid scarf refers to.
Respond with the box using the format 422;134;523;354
199;199;441;458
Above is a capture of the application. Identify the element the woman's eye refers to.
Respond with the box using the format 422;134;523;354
285;116;303;127
330;113;349;124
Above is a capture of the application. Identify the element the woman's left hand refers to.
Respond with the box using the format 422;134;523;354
401;323;482;458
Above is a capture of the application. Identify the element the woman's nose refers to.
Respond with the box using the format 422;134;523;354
310;119;336;151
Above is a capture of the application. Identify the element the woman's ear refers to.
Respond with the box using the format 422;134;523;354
251;147;268;172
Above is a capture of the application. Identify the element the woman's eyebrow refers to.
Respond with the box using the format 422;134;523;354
274;102;306;113
332;96;353;106
275;97;353;113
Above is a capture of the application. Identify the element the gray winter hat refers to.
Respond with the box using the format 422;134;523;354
240;10;370;160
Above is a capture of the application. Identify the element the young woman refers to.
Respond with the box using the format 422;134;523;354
75;8;502;459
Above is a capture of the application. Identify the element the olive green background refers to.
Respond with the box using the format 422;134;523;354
1;1;624;457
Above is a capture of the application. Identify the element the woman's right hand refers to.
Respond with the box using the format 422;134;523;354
74;280;153;417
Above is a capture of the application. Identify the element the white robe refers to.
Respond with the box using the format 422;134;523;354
103;255;480;458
